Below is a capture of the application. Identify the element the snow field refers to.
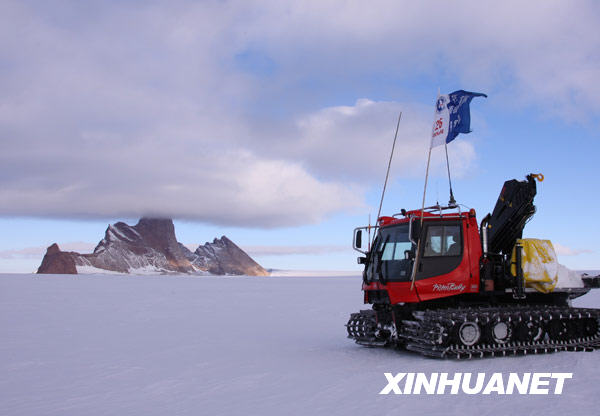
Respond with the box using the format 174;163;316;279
1;273;600;416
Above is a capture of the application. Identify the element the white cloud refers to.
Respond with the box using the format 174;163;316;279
0;242;96;259
290;99;477;182
0;147;362;227
0;1;366;227
553;243;593;257
1;1;597;227
238;1;600;119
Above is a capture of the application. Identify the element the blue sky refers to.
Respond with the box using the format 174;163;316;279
1;1;598;272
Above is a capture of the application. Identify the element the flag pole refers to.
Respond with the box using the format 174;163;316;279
410;89;440;290
444;142;456;205
409;89;486;289
410;143;432;290
367;213;371;251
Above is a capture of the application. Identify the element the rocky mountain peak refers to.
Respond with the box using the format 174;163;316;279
37;243;77;274
206;235;231;248
135;218;177;242
37;218;268;276
193;235;269;276
46;243;61;256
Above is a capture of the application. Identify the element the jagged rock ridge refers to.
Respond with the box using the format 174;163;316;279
193;236;270;276
37;218;269;276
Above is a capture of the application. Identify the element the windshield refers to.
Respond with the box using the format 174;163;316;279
365;224;414;283
379;225;413;260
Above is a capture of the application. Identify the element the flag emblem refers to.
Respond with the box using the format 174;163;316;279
431;90;486;148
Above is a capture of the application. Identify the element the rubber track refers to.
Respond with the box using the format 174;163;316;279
401;306;600;359
346;310;388;346
347;306;600;359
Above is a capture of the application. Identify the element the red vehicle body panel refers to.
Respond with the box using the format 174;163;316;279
362;281;421;303
362;211;482;304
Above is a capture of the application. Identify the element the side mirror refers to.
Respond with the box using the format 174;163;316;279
357;257;367;265
355;229;362;249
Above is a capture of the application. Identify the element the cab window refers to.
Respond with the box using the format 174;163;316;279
423;224;461;257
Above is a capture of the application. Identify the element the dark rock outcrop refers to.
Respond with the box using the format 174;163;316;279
37;218;268;276
193;236;269;276
36;243;77;274
85;218;195;273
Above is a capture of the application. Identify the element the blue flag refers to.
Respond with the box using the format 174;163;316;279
431;90;487;148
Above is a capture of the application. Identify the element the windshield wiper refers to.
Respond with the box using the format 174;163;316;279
375;234;390;284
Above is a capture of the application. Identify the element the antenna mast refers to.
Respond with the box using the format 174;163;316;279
372;111;403;248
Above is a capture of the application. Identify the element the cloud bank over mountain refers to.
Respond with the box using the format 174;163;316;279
1;1;598;227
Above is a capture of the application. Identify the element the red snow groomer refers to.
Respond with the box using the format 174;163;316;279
347;174;600;358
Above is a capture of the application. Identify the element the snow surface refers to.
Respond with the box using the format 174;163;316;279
557;264;585;288
269;269;359;277
75;265;126;275
2;272;600;416
107;224;128;242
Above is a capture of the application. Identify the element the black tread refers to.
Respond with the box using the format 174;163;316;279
347;305;600;359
